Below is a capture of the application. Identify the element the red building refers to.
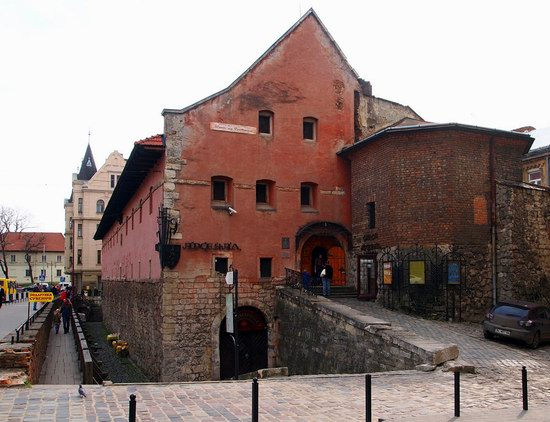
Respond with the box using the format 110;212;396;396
95;9;419;381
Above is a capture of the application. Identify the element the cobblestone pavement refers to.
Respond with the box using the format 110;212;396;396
333;298;550;374
1;370;549;421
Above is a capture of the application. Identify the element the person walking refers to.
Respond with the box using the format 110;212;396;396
61;299;72;334
53;308;61;334
321;261;333;297
0;285;5;309
32;283;41;310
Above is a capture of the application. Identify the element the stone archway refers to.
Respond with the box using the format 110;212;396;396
219;306;268;380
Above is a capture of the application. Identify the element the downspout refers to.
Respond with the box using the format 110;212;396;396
489;137;497;306
546;155;549;186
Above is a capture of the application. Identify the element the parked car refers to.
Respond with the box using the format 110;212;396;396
483;300;550;348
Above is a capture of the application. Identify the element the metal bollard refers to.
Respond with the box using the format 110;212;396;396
252;377;259;422
454;371;460;417
129;394;136;422
366;374;372;422
522;366;528;411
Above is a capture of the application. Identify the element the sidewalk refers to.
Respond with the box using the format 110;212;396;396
39;322;81;384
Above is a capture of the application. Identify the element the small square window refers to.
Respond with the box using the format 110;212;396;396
215;257;229;274
528;169;542;185
56;270;62;277
212;180;227;201
260;257;272;278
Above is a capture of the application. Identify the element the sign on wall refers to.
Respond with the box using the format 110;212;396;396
210;122;257;135
409;261;426;285
29;292;54;302
447;262;461;285
383;262;393;285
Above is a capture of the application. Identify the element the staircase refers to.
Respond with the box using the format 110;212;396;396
310;285;357;298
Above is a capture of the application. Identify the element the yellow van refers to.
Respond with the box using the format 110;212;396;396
0;278;17;302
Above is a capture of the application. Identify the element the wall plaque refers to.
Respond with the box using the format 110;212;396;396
210;122;257;135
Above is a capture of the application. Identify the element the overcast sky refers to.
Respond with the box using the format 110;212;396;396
2;0;550;234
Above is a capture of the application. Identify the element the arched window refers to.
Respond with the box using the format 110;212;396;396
96;200;105;213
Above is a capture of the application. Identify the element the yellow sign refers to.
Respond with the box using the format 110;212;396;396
29;292;54;302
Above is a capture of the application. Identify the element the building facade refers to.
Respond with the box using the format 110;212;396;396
64;145;126;294
3;232;65;286
522;145;550;186
95;10;420;382
339;121;533;320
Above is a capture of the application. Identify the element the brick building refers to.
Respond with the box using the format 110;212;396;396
339;120;533;319
94;9;420;381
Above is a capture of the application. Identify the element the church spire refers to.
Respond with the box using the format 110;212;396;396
77;132;97;180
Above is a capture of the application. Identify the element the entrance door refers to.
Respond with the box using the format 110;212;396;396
327;246;345;286
357;255;378;300
219;307;268;379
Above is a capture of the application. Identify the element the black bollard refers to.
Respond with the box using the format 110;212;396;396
522;366;528;411
252;377;259;422
129;394;136;422
454;371;460;417
366;374;372;422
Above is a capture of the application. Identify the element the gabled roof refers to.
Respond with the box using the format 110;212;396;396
338;122;534;157
5;232;65;252
94;135;165;240
162;8;358;116
77;143;97;181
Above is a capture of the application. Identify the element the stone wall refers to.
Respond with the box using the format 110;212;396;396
0;302;54;385
102;278;163;381
276;288;458;375
496;181;550;304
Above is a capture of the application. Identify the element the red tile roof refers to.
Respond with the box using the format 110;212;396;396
135;134;163;146
4;232;65;252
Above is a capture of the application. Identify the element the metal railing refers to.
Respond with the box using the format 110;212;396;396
11;301;49;344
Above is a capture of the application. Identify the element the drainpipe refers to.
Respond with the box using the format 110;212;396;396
489;137;497;305
546;155;549;186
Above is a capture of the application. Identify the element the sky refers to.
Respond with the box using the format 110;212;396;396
2;0;550;234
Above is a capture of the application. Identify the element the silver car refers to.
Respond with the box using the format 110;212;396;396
482;300;550;349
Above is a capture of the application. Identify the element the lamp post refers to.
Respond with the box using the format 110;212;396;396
233;269;239;380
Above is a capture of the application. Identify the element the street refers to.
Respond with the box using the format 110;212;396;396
0;299;43;340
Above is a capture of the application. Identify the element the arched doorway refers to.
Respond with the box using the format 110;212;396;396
301;236;346;286
219;306;268;380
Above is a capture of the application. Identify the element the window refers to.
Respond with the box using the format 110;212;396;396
211;176;233;206
40;269;46;277
97;250;102;265
110;174;120;188
77;249;82;265
69;217;73;229
56;270;62;277
57;255;62;263
131;208;134;230
256;180;275;209
139;200;143;223
528;169;542;185
41;254;46;263
25;269;31;277
78;198;83;214
77;224;83;238
69;256;73;266
214;257;229;274
96;200;105;213
367;202;376;229
300;182;317;210
260;257;272;278
259;110;273;135
303;117;317;140
10;255;16;263
69;236;73;249
149;187;153;215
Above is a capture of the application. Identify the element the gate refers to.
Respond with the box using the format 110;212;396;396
378;245;477;321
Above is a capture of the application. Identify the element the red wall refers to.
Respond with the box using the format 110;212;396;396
101;157;165;281
168;15;359;281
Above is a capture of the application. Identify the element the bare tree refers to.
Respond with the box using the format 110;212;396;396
0;206;28;278
22;232;46;284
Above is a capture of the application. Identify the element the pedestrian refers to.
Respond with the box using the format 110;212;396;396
61;299;72;334
314;255;324;286
302;269;311;293
53;308;61;334
32;283;40;310
0;285;5;309
321;261;333;297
